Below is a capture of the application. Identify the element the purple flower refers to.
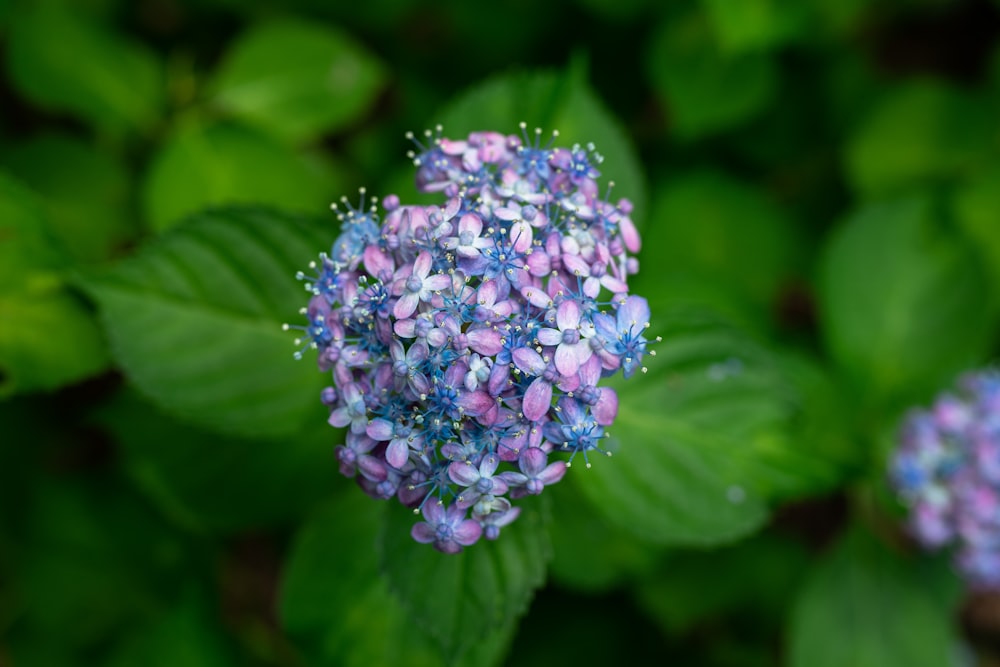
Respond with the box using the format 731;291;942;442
890;368;1000;588
411;501;483;554
536;300;595;376
290;127;651;552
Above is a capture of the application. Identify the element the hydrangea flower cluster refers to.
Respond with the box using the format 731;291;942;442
890;369;1000;588
288;125;653;553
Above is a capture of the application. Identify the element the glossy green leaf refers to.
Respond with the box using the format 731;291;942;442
98;389;335;533
638;170;801;312
788;525;959;667
435;67;646;225
81;206;331;439
647;11;778;139
5;4;163;133
142;121;343;231
0;287;110;397
209;20;386;144
280;495;443;667
1;133;133;263
378;500;550;664
576;310;789;546
701;0;808;52
952;162;1000;292
819;197;996;407
0;173;65;287
546;476;661;593
845;81;991;196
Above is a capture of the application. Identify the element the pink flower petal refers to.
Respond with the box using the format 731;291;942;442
453;520;483;546
385;438;410;469
522;378;553;421
592;388;619;426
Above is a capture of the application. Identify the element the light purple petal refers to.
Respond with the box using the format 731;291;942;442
512;348;546;376
358;456;387;482
412;523;436;543
522;378;552;421
592;388;619;426
413;251;432;278
467;328;503;356
554;344;579;376
480;453;500;478
394;318;417;338
519;447;548;476
621;216;641;252
393;292;420;319
557;300;581;330
510;221;533;253
363;245;393;277
477;279;498;307
423;274;452;292
458;390;494;417
617;296;650;330
521;284;552;308
537;328;562;347
562;254;590;277
453;520;483;546
385;438;410;469
328;407;352;428
458;213;483;236
449;461;481;487
366;418;394;441
423;500;446;524
537;461;567;485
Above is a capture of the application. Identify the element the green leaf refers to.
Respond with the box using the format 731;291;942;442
845;80;991;196
788;525;960;667
0;133;133;263
952;162;1000;292
575;310;785;546
97;389;335;534
546;476;661;593
635;532;810;635
435;67;646;225
142;121;343;231
5;4;163;133
280;494;445;667
209;19;386;144
105;592;238;667
0;287;110;397
378;500;551;664
0;172;64;290
12;478;192;653
637;170;802;313
646;10;778;139
81;206;331;439
701;0;808;53
818;197;996;407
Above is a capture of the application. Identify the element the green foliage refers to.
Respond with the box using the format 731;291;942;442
4;0;1000;664
0;173;110;395
142;121;343;231
788;524;960;667
378;501;551;665
845;80;993;196
5;3;163;134
819;197;996;408
82;207;330;438
209;20;387;144
0;133;134;263
647;9;778;139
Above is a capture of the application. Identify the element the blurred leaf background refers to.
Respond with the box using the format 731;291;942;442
1;0;999;665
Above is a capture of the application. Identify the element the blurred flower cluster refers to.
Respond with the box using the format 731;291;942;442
891;370;1000;588
289;126;652;552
